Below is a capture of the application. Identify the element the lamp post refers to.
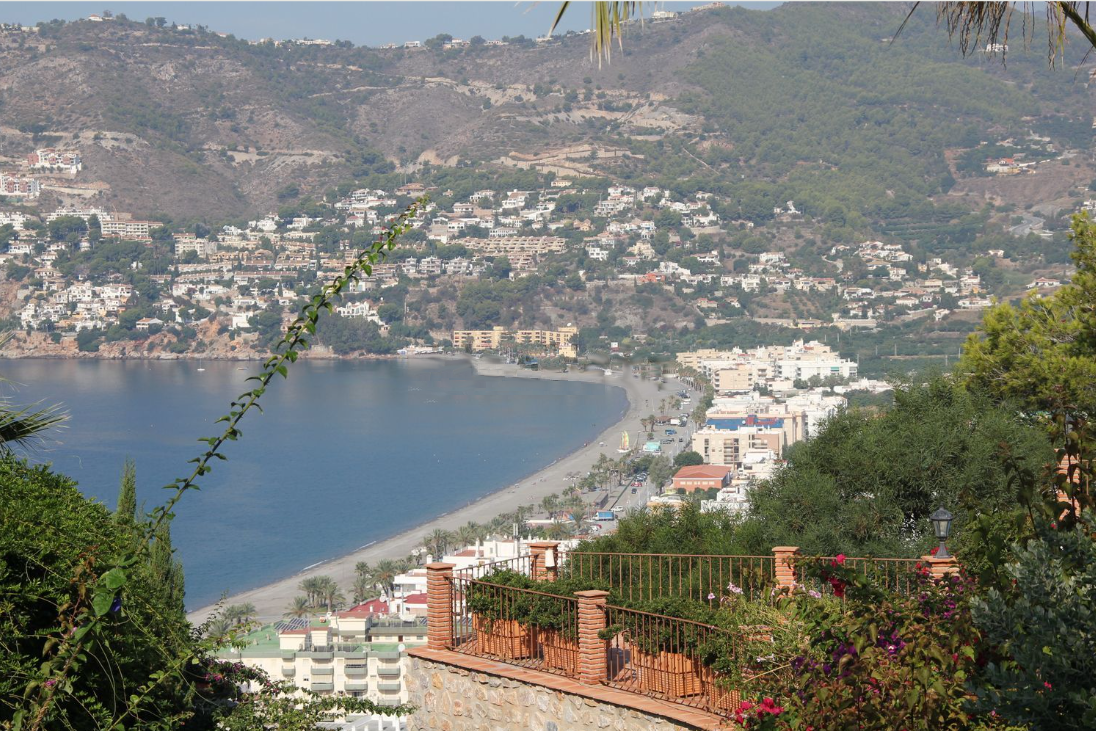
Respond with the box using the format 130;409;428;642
930;507;954;559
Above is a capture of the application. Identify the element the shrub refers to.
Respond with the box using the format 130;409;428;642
970;523;1096;730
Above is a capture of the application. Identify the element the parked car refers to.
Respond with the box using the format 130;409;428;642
631;487;638;494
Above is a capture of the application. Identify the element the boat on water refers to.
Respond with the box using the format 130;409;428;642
617;431;630;454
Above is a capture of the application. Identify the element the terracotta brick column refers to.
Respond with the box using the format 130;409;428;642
772;546;800;591
426;562;455;650
529;541;561;582
575;589;610;684
922;555;958;581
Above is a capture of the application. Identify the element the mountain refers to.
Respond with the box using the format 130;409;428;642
0;4;1090;223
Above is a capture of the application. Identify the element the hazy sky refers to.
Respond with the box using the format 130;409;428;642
0;2;779;46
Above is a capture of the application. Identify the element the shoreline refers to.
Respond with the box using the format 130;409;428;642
186;355;669;623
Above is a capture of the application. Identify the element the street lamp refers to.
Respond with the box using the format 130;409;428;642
930;507;954;559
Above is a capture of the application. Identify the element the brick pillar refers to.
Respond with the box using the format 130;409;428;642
922;555;958;581
575;589;609;685
773;546;800;591
528;541;561;582
426;563;455;650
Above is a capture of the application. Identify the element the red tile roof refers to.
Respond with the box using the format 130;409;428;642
673;465;733;480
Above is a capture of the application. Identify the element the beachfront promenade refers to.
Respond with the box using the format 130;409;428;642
187;358;670;623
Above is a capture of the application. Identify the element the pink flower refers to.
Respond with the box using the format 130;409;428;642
44;679;56;688
833;554;846;565
1044;681;1053;690
707;592;716;600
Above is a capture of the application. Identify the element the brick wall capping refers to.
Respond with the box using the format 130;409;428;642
573;589;611;599
771;546;801;553
528;540;561;548
425;562;456;571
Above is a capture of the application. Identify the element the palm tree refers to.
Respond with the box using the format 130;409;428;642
354;561;372;580
205;616;232;639
298;576;323;607
352;574;374;605
540;493;560;517
452;523;475;550
285;596;311;619
373;559;400;598
224;602;256;626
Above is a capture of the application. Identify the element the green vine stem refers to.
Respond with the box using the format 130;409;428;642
16;198;427;731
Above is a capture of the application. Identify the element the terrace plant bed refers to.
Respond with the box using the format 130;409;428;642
472;615;534;660
537;627;579;674
632;647;705;697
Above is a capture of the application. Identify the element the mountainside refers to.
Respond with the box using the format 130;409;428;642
0;4;1090;222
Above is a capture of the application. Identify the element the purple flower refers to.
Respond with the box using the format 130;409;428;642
44;679;56;688
708;592;716;600
110;596;122;613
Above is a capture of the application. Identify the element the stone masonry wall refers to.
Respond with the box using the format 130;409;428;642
407;658;703;731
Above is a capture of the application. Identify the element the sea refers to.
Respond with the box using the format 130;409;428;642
0;357;628;608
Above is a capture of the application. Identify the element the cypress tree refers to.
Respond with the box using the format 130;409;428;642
115;458;137;524
150;521;186;614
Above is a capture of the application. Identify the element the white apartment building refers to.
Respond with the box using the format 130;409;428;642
217;612;427;710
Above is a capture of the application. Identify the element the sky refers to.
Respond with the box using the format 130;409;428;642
0;2;779;46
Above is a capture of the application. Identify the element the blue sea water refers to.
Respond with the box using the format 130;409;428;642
0;357;627;608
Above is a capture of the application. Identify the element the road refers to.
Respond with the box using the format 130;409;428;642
586;375;700;534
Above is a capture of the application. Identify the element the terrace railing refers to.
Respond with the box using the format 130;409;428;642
452;553;534;581
602;604;742;716
422;546;958;721
447;574;580;679
793;555;924;597
560;551;777;603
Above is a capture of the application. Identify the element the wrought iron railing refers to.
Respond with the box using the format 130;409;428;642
452;554;534;580
448;575;580;679
560;551;777;602
602;604;742;716
793;556;923;596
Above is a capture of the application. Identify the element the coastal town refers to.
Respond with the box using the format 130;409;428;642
5;4;1096;731
0;170;1083;359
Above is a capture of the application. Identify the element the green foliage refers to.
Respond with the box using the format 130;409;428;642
673;450;704;468
743;560;995;731
47;215;88;243
740;377;1051;557
315;315;405;355
115;458;137;524
961;214;1096;415
0;457;192;730
970;523;1096;730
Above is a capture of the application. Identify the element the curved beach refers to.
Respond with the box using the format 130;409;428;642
186;357;671;623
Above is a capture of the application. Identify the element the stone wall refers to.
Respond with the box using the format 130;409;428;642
407;656;704;731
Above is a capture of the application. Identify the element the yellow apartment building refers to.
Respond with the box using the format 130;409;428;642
452;325;579;359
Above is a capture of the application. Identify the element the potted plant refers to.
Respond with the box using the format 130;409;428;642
613;596;714;698
531;577;607;674
466;569;537;660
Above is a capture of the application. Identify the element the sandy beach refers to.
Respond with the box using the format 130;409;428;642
186;356;673;623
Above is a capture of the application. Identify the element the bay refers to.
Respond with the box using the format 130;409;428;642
0;357;628;608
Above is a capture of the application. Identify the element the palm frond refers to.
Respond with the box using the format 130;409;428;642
550;1;643;67
911;2;1096;65
0;400;67;453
